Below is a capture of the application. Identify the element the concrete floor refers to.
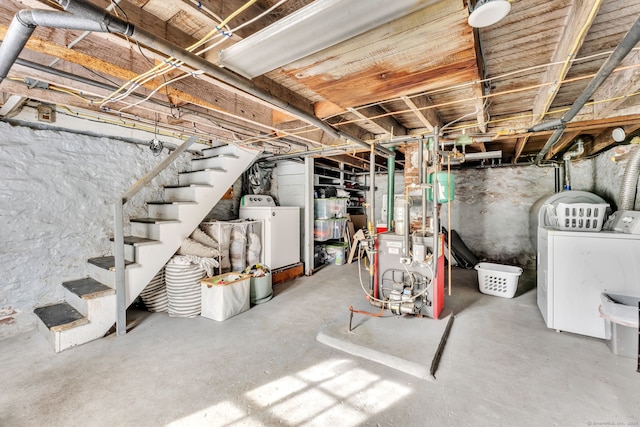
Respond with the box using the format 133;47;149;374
1;263;638;426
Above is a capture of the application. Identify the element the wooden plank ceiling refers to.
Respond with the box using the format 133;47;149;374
1;0;640;171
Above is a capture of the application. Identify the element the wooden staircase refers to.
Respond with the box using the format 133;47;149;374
34;144;259;352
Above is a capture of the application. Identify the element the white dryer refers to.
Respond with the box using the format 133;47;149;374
533;191;640;338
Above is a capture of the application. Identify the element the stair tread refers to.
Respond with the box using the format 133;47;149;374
88;256;135;271
34;302;89;332
199;153;238;160
146;201;197;205
62;278;114;299
109;236;160;246
179;167;226;174
164;184;212;189
129;217;180;224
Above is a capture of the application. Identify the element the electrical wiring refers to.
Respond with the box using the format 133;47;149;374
322;46;640;122
99;0;259;108
103;0;288;111
117;71;205;112
196;0;289;57
327;61;640;131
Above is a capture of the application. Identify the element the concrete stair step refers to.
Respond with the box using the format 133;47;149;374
34;302;89;332
62;278;114;299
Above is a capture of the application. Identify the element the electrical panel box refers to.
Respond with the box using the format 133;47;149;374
37;104;56;123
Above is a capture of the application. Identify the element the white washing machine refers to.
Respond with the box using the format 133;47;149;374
534;191;640;338
239;195;300;270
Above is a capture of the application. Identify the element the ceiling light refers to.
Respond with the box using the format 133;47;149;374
219;0;436;79
612;127;626;142
468;0;511;28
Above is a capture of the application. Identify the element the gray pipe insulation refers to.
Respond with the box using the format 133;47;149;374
619;144;640;210
532;15;640;164
0;0;393;157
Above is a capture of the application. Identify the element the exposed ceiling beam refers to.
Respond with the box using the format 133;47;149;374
585;123;640;156
472;82;488;133
320;153;368;171
346;106;406;137
512;136;529;164
530;0;603;125
546;129;581;160
0;94;26;116
592;49;640;119
401;95;441;132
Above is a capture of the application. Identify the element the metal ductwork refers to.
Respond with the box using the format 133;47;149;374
618;138;640;210
531;15;640;164
0;0;393;157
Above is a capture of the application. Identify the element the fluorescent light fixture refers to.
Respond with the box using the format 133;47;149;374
468;0;511;28
219;0;436;79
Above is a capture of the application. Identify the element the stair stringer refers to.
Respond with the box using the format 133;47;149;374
46;144;259;351
121;144;260;307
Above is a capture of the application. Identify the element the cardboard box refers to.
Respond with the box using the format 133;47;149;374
350;214;367;231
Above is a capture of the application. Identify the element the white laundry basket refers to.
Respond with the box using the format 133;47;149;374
475;262;523;298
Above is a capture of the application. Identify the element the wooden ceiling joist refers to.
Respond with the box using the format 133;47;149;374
346;106;406;137
592;49;640;119
530;0;603;126
401;95;441;132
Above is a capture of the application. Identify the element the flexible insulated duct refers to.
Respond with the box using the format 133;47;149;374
618;142;640;210
0;0;393;157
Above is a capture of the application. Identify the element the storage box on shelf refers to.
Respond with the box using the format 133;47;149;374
314;163;366;215
314;198;348;219
314;218;348;241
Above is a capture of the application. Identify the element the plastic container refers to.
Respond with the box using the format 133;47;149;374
201;273;251;321
546;202;608;231
332;218;347;239
475;262;523;298
314;198;348;219
314;219;332;241
324;242;348;265
599;292;639;358
427;172;455;203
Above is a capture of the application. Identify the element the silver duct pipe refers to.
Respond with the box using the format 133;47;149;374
0;0;393;157
619;140;640;210
562;139;584;191
532;15;640;163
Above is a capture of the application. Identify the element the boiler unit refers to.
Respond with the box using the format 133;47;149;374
375;231;444;319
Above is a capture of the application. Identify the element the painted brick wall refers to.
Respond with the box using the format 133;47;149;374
0;123;193;338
